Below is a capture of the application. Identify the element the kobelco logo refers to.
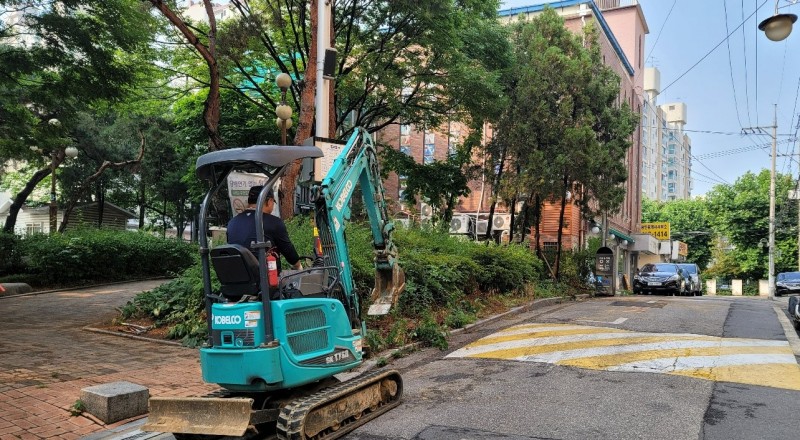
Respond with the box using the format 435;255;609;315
335;180;353;211
214;315;242;325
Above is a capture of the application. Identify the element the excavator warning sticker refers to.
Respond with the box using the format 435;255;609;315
244;311;260;320
334;217;341;231
245;320;258;328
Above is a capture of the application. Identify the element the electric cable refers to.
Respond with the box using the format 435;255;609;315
661;0;768;96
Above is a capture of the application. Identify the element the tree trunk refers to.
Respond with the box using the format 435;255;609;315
2;165;54;233
148;0;224;151
533;193;541;258
554;172;570;281
280;0;319;219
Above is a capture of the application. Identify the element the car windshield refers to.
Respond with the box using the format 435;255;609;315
641;264;677;274
678;264;698;274
778;272;800;281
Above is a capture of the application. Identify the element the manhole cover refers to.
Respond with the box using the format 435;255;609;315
610;300;667;308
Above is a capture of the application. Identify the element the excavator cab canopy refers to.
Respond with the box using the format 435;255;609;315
195;144;323;181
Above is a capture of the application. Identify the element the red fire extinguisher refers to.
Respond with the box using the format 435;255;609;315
267;249;279;288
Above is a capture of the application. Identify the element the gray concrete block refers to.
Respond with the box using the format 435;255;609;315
80;381;149;424
0;283;32;296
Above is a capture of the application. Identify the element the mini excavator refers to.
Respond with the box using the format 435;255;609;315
143;128;405;440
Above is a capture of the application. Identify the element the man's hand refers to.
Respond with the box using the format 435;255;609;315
292;261;303;270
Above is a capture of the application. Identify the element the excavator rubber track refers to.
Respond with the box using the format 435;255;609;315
276;369;402;440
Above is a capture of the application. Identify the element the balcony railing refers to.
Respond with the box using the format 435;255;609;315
595;0;639;10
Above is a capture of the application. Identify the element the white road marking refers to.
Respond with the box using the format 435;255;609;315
520;339;787;363
607;354;798;373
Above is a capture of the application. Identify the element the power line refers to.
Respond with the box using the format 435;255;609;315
645;0;677;66
742;0;754;126
661;0;768;94
723;0;745;128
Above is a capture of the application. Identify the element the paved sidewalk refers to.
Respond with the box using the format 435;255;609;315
0;281;217;440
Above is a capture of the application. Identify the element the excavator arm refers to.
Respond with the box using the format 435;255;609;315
314;128;405;316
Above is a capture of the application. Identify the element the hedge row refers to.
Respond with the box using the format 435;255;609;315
0;229;196;287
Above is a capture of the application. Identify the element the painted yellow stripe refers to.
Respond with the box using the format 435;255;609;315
559;346;794;369
670;364;800;391
466;327;629;347
467;335;719;360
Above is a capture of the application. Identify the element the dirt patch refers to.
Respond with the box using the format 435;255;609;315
93;317;173;342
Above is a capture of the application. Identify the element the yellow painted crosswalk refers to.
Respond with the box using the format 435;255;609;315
446;323;800;391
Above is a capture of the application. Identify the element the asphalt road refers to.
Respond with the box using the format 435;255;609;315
346;295;800;440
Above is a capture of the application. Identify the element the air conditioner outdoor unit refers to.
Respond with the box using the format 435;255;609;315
475;219;489;235
420;203;433;221
449;214;471;234
492;214;512;232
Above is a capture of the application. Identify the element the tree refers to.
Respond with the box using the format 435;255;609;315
706;170;797;280
495;9;637;278
1;0;157;233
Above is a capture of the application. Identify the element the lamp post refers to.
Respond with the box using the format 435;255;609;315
48;145;79;233
275;73;293;145
758;1;797;41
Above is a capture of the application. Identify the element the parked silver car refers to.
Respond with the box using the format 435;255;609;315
677;263;702;296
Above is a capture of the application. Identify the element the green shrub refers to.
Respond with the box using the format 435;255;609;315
10;229;196;286
413;314;448;350
467;243;542;294
120;263;213;346
0;232;22;276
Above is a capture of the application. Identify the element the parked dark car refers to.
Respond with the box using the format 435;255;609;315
788;295;800;329
633;263;685;296
677;263;702;296
776;271;800;297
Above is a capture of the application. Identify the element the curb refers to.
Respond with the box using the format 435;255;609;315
0;277;173;300
773;305;800;356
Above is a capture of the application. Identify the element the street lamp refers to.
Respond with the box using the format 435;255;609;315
275;72;293;145
759;1;797;41
49;145;79;233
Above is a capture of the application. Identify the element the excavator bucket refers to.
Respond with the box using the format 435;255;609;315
368;264;405;315
142;397;254;436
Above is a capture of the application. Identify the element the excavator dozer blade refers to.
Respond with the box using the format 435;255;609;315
368;264;405;315
142;397;253;436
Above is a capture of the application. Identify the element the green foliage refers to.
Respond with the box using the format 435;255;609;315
706;170;797;279
412;314;449;350
0;232;22;275
69;399;86;417
120;263;214;347
466;243;541;293
3;229;195;285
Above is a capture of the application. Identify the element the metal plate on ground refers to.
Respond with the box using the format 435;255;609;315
610;300;667;308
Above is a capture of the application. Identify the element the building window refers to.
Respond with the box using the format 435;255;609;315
668;183;675;193
423;132;435;164
398;176;408;201
25;223;43;235
668;144;676;155
400;145;411;156
448;123;460;156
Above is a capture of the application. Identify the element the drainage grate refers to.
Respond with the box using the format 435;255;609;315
610;300;667;308
108;430;163;440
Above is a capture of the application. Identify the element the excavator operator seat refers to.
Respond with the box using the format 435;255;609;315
210;244;260;301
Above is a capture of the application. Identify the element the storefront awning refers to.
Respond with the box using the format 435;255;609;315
609;228;635;243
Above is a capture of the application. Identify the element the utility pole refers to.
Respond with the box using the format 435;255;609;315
742;103;778;300
315;0;332;138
